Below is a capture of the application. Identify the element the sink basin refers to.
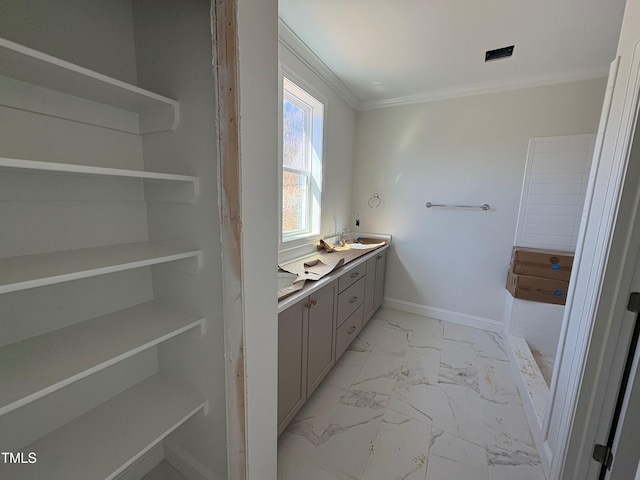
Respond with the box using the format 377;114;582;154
347;239;387;250
348;243;374;250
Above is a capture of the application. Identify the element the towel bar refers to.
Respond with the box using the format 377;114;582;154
425;202;491;211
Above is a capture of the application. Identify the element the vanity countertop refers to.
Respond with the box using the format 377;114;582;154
277;241;390;313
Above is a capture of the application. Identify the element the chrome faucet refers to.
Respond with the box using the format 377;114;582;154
339;228;350;246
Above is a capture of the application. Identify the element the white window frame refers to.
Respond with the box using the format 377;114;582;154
279;68;326;245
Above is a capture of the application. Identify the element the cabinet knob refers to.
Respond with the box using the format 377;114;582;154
350;272;359;278
377;255;383;260
348;326;356;334
311;299;317;306
349;296;358;304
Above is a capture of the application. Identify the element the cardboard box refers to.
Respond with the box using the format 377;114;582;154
510;246;574;281
506;271;568;305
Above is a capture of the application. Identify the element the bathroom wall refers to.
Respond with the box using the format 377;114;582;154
352;78;606;329
0;0;138;83
278;33;357;248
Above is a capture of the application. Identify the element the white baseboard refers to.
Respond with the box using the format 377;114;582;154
383;297;502;333
164;440;218;480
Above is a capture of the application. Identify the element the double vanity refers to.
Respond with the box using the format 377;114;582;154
277;239;389;434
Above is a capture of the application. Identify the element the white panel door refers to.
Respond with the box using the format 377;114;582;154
606;253;640;479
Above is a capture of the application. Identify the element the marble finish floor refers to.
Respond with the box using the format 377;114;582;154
278;308;547;480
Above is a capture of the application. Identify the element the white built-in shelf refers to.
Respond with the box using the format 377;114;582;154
0;374;207;480
0;242;202;295
0;157;197;183
0;302;204;416
0;157;200;203
0;37;179;134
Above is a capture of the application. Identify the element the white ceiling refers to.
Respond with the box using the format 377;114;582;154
278;0;627;109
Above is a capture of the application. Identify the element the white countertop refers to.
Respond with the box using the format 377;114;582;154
277;242;390;313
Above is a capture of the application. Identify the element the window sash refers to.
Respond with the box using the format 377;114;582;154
281;75;323;242
282;168;311;235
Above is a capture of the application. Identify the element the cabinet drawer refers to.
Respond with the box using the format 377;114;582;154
336;305;363;360
337;277;365;327
338;262;366;293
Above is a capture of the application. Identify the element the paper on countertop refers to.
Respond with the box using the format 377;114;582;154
279;255;345;281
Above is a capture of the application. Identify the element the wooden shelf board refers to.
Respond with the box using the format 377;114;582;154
0;374;206;480
0;157;197;184
0;302;203;416
0;242;201;295
0;38;177;114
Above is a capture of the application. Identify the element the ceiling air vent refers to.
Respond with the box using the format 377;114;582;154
485;45;514;62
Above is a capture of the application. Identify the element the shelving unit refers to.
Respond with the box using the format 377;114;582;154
0;157;198;185
0;157;200;204
0;2;222;477
0;374;207;480
0;302;204;416
0;242;202;294
0;38;179;134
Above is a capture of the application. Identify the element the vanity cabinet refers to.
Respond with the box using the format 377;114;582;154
306;281;337;395
364;249;387;325
336;272;366;360
278;245;388;435
278;280;336;435
277;300;306;435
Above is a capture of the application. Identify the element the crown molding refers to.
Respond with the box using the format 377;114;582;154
358;65;610;111
278;19;360;110
278;18;609;113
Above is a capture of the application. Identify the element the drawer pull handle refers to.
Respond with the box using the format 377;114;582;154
350;272;359;278
348;326;356;334
349;296;358;303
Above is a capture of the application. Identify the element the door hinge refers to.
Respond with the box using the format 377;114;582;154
628;292;640;313
593;444;613;470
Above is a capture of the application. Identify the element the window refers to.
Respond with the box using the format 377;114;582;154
281;76;324;241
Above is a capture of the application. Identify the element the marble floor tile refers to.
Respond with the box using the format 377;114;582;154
439;337;477;370
279;308;547;480
402;345;441;387
482;399;538;453
361;409;430;480
474;331;510;362
369;322;413;358
323;348;369;391
305;401;384;480
442;321;482;344
356;318;388;352
477;355;522;406
487;447;546;480
351;352;404;395
425;429;489;480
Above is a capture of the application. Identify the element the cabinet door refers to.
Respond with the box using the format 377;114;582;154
374;251;387;311
307;281;337;396
363;256;377;324
278;299;307;434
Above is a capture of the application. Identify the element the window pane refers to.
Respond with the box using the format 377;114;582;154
282;171;308;233
283;99;307;170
